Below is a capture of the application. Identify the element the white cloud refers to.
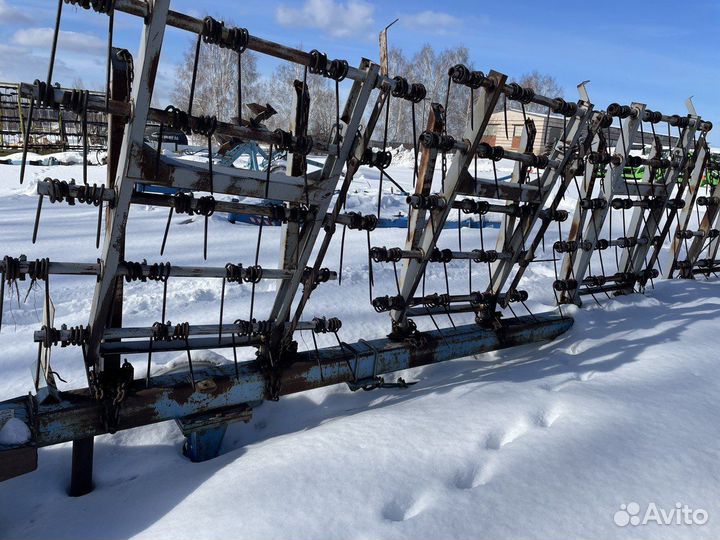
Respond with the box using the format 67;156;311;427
275;0;375;38
0;43;105;89
12;27;105;53
0;0;32;24
401;10;462;34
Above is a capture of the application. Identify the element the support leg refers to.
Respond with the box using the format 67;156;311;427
69;437;94;496
181;424;228;463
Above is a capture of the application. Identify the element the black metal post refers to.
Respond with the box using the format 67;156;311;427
68;437;94;496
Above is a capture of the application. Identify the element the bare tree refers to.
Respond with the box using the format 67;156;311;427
517;70;564;113
170;31;259;125
374;44;473;145
385;46;411;143
256;60;336;144
71;77;86;90
492;70;565;113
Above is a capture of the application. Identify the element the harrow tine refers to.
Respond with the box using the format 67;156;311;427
0;273;4;332
188;34;202;117
47;0;63;89
160;207;174;255
154;123;164;179
207;133;214;196
366;230;374;302
218;277;226;345
104;1;115;111
339;224;347;285
95;196;103;249
185;338;196;390
19;99;34;185
82;91;89;187
503;94;509;139
204;213;209;261
161;277;169;323
231;333;239;381
146;337;153;388
32;195;44;244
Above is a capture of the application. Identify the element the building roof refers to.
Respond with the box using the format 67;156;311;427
492;106;567;120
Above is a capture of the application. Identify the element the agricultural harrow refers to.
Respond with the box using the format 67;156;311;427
0;0;715;496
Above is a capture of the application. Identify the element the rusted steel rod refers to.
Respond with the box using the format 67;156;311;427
33;319;333;343
377;290;528;316
0;258;332;281
135;191;377;230
371;247;512;262
404;296;523;317
421;135;560;169
405;304;480;317
408;290;525;307
146;107;339;155
690;260;720;276
100;335;258;354
610;197;685;210
480;146;560;168
18;82;129;116
604;236;650;248
448;65;574;115
18;83;340;154
131;191;294;219
36;179;115;202
607;104;713;131
452;198;520;216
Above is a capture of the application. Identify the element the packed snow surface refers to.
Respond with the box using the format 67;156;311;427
0;157;719;539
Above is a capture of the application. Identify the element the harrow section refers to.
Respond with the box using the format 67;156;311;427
0;0;714;495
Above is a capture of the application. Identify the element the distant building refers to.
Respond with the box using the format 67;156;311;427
485;106;681;155
484;108;566;154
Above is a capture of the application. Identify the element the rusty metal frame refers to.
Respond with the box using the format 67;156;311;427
1;0;406;492
558;104;645;304
268;62;380;343
616;114;699;292
6;0;716;495
665;134;712;278
86;0;171;377
489;87;594;303
390;71;507;329
0;81;107;153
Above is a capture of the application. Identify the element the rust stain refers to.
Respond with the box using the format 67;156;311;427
138;143;172;185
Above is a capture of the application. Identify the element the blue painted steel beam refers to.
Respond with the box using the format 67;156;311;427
0;312;572;478
181;424;228;462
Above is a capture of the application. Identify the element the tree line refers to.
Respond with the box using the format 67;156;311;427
170;36;564;146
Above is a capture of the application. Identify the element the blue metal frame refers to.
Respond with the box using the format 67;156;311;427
182;424;228;462
0;312;572;478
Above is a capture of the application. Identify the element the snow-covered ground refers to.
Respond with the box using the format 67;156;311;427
1;155;719;539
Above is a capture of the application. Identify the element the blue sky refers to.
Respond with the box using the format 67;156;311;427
1;0;718;143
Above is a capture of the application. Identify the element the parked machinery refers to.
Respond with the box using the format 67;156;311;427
0;81;107;153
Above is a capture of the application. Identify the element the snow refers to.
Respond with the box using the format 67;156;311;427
0;418;30;446
1;150;106;166
1;157;719;538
